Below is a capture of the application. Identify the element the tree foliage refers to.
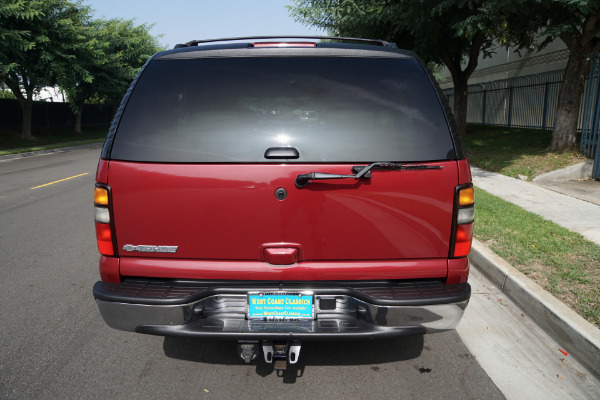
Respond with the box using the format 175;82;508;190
61;18;162;133
499;0;600;151
289;0;507;136
291;0;600;152
0;0;42;72
0;0;163;139
0;0;91;140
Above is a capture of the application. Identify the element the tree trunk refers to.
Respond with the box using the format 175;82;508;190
452;75;469;137
74;101;84;134
550;51;589;151
3;77;35;141
19;98;34;141
442;33;485;137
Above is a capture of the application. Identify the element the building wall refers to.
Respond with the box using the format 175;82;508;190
439;40;569;89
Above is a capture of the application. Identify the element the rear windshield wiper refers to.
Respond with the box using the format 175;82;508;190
295;162;443;188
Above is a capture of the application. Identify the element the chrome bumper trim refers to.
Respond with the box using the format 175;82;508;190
95;292;469;337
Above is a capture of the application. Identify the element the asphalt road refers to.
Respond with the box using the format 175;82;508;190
0;146;594;399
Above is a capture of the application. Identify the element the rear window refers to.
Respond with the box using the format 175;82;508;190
110;56;455;163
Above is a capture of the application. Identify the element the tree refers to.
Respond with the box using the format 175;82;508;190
499;0;600;151
61;18;162;134
289;0;503;136
0;1;40;64
0;0;91;140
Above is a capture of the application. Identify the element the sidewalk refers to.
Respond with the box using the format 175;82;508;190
471;166;600;246
469;165;600;378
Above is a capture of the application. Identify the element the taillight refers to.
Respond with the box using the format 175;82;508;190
94;184;116;256
451;184;474;258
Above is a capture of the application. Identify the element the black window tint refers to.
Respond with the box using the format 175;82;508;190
110;57;454;162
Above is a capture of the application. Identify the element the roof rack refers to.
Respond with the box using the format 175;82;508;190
173;36;396;49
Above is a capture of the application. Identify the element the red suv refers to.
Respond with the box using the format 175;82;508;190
93;37;474;367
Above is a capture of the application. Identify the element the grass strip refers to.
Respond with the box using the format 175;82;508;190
474;187;600;327
0;138;105;156
0;126;109;154
463;125;587;179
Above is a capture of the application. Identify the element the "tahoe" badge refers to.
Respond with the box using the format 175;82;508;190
122;244;178;253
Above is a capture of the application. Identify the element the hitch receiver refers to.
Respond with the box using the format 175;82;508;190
262;341;302;371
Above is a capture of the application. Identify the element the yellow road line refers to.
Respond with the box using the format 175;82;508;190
30;173;89;189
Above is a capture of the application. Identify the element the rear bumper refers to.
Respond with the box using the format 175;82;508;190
93;279;470;340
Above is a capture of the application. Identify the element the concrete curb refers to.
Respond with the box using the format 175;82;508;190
469;239;600;378
533;160;593;182
0;142;103;161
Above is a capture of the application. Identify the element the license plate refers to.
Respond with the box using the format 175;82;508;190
247;291;314;320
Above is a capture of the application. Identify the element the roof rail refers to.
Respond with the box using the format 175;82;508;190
173;36;397;49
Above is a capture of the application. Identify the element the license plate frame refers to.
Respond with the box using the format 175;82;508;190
247;291;314;320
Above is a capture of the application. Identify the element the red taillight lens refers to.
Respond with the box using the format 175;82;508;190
453;223;473;257
95;222;114;256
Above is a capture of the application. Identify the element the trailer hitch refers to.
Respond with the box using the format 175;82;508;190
261;340;302;371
